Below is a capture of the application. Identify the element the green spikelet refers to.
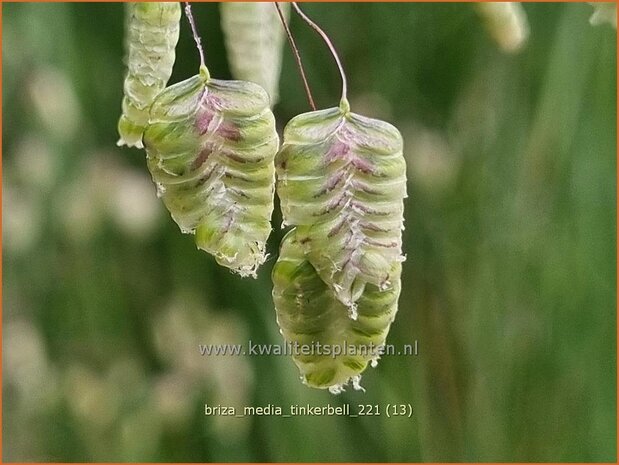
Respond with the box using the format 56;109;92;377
474;2;529;53
272;229;401;392
220;2;289;106
589;2;617;28
118;2;181;149
276;100;407;308
143;66;278;277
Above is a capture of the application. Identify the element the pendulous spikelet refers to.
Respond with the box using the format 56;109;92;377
276;100;407;309
118;2;181;148
143;66;279;277
272;229;401;392
220;2;289;105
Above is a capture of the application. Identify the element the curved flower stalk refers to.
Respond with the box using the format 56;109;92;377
143;66;278;277
118;2;181;148
220;2;289;105
276;101;407;308
475;2;529;53
272;230;401;392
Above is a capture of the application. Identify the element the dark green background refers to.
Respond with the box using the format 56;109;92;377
2;2;616;462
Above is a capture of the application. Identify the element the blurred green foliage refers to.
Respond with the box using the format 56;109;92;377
2;2;616;462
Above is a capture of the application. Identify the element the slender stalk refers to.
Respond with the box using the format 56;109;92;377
184;2;205;68
274;3;316;111
291;2;348;105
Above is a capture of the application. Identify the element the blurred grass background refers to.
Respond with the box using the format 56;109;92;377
2;2;616;462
